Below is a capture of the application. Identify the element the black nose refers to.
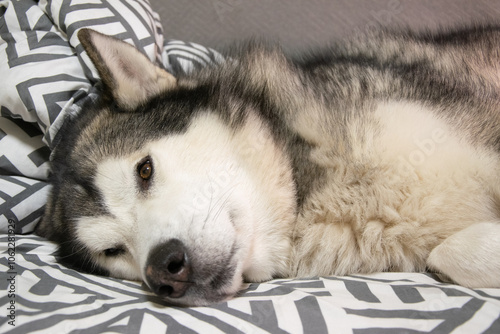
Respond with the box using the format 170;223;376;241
145;239;192;299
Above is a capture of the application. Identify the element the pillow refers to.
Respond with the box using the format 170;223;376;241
0;0;164;234
0;0;224;234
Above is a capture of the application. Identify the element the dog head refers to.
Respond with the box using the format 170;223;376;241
37;29;296;306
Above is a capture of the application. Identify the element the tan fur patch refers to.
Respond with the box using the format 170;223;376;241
291;101;500;278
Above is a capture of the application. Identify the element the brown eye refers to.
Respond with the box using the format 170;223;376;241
139;161;152;180
137;157;153;190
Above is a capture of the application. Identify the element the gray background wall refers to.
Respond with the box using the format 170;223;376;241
150;0;500;52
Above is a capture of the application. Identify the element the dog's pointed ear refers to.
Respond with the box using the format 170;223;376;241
78;28;176;110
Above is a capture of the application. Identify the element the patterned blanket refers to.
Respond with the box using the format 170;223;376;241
1;1;500;333
2;234;500;333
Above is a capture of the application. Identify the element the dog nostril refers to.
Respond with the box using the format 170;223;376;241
158;285;174;297
167;256;185;274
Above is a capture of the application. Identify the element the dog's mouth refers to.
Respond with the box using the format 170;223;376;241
144;238;242;306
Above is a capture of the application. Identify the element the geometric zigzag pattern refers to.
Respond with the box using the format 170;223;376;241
0;176;50;234
1;234;500;333
164;40;224;74
0;110;51;233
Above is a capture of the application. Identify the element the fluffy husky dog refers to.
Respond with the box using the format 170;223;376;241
37;26;500;306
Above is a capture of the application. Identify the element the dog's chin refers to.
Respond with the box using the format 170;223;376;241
160;274;243;307
164;290;235;307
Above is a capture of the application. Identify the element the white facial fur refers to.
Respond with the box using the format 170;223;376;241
75;112;296;301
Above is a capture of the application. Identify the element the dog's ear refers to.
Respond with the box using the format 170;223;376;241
78;28;176;110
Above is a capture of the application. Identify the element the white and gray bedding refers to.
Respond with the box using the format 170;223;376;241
2;234;500;333
1;1;500;333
